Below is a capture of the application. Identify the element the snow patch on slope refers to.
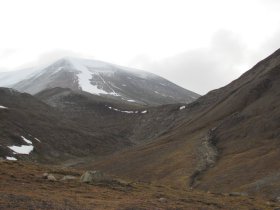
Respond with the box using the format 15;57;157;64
106;105;147;114
127;99;136;103
21;136;32;144
6;156;17;161
70;59;108;95
8;135;34;155
0;105;8;109
179;106;186;110
8;145;34;154
34;137;41;142
69;58;121;96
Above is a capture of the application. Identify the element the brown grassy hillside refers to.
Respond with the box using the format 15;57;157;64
0;160;277;210
90;49;280;199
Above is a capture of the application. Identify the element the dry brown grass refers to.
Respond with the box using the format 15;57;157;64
0;161;278;210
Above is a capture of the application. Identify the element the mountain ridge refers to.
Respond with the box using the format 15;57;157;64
0;57;200;105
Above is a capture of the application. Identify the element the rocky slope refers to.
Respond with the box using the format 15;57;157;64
0;57;199;105
90;49;280;199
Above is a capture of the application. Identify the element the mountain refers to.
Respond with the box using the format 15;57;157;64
0;57;199;105
1;50;280;208
0;87;186;164
89;49;280;199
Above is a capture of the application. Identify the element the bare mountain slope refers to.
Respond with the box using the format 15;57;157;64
90;49;280;198
0;88;131;162
35;87;186;144
0;87;187;163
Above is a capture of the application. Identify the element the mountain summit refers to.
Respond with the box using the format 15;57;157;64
0;57;199;105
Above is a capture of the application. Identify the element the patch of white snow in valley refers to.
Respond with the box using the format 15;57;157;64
179;106;186;110
0;105;8;109
106;105;139;114
122;84;127;87
122;111;134;113
109;92;121;96
6;156;17;161
8;145;34;154
127;99;136;103
21;136;32;144
141;110;147;114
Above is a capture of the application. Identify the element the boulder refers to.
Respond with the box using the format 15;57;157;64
80;170;105;183
42;173;49;179
47;174;57;181
61;175;76;181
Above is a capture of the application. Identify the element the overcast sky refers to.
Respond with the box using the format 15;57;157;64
0;0;280;94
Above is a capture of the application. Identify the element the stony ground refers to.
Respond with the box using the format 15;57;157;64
0;160;279;210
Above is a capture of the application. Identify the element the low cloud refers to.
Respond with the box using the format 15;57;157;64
22;49;86;69
132;27;280;95
133;30;249;95
0;49;17;59
261;28;280;56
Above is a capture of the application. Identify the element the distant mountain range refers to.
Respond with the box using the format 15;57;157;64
0;57;199;105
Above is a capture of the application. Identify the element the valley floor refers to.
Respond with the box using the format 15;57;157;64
0;161;278;210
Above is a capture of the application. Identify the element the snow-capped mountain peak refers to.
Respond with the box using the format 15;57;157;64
0;57;200;105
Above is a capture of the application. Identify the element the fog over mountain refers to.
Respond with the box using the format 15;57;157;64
0;57;199;105
1;0;280;95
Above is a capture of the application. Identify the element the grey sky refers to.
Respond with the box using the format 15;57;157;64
131;29;280;94
0;0;279;95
